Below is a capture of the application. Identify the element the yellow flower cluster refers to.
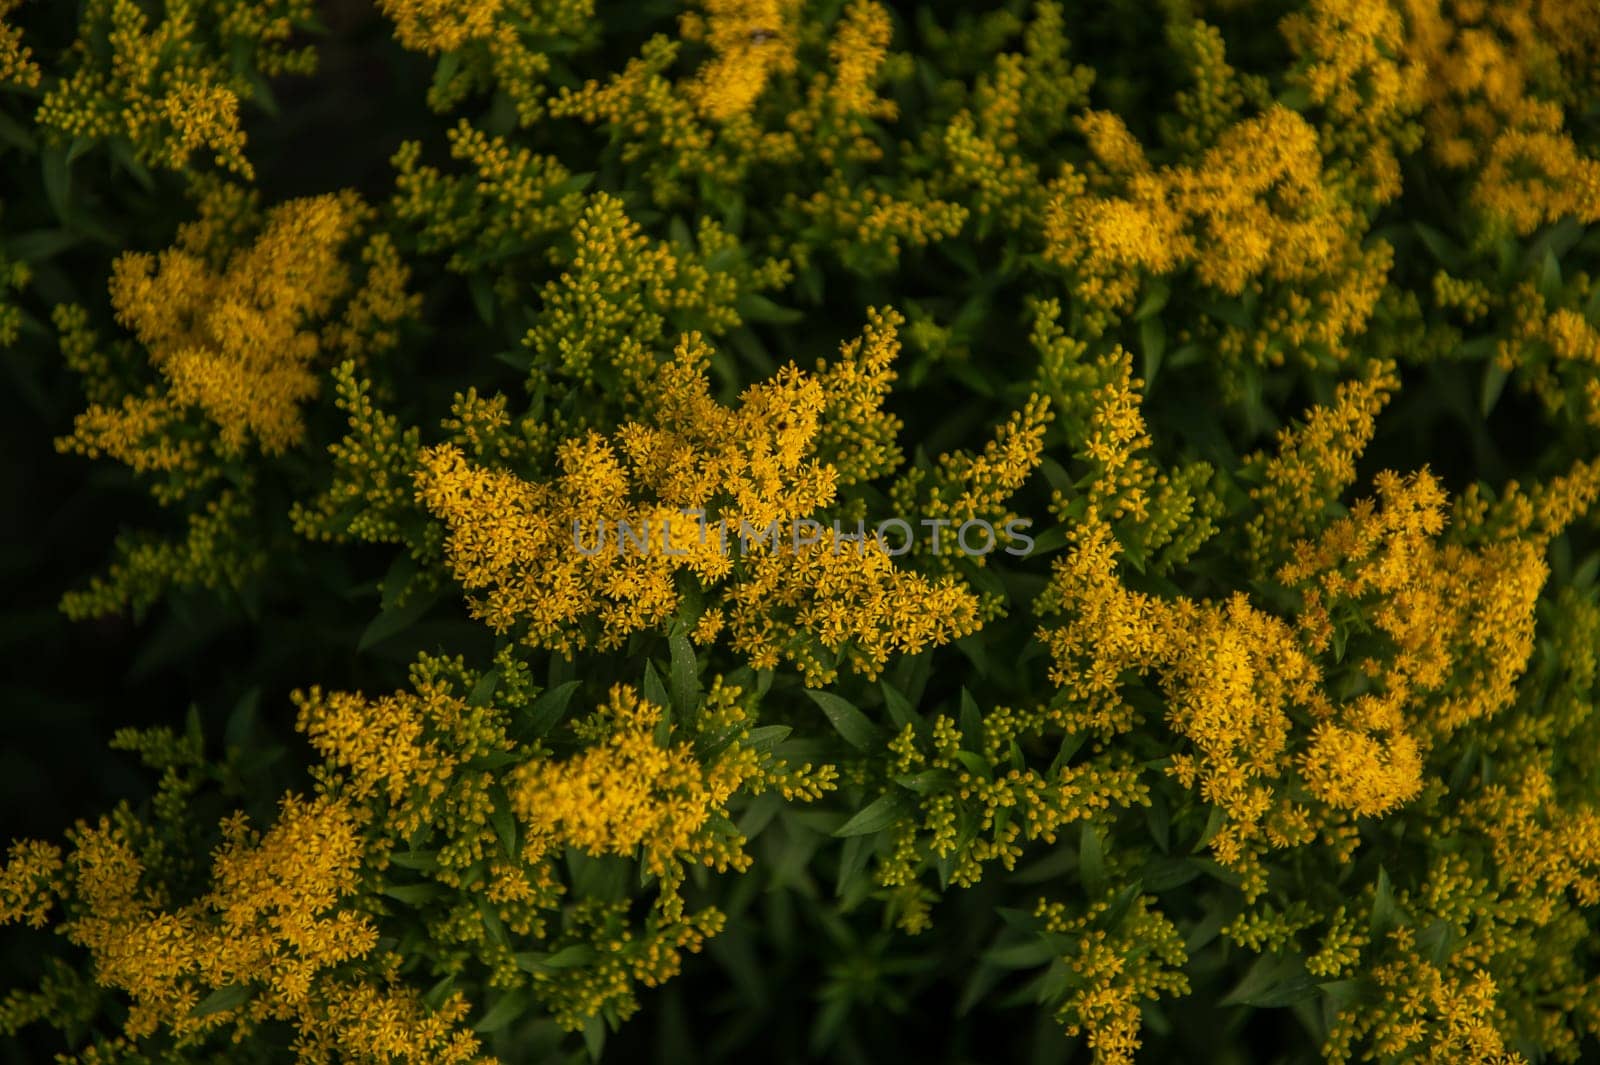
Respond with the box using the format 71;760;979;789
294;654;833;1031
1402;0;1600;234
61;192;367;466
1036;894;1190;1065
41;795;480;1058
0;251;28;348
812;305;904;486
546;36;714;206
303;979;489;1065
416;324;982;681
1040;456;1554;902
391;120;588;273
824;0;897;121
378;0;504;53
290;360;428;549
1280;0;1427;205
889;393;1052;572
522;192;789;404
14;0;1600;1058
511;684;755;905
1048;106;1357;309
1283;469;1549;741
300;675;494;834
1242;362;1399;560
0;0;38;87
876;705;1147;932
548;0;903;208
34;0;318;177
376;0;597;123
0;839;60;928
680;0;802;122
1330;927;1520;1063
58;486;259;620
918;2;1092;232
1032;305;1218;570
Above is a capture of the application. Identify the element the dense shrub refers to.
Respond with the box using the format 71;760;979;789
4;0;1600;1062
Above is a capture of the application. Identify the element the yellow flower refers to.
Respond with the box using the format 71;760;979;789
0;0;40;87
681;0;802;121
378;0;505;53
62;192;367;463
416;323;982;679
0;840;62;928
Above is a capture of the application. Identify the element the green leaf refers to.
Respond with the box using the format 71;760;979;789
431;50;461;98
957;962;1007;1015
1538;248;1562;302
1013;843;1079;885
467;669;500;708
552;171;596;197
833;793;911;837
1134;280;1170;320
515;945;601;973
423;974;456;1011
477;896;510;948
473;991;529;1033
41;142;78;223
1099;881;1143;930
489;789;517;859
1048;730;1087;775
983;938;1061;970
388;851;440;872
583;1013;606;1060
1219;953;1319;1009
880;681;918;731
4;229;81;262
1371;866;1399;936
1139;316;1166;391
745;724;792;752
1201;298;1253;331
358;589;438;652
894;768;958;795
1192;806;1227;853
467;271;497;325
1079;823;1106;895
806;690;879;750
1275;82;1313;109
1413;222;1464;272
191;984;251;1018
668;214;695;250
1142;856;1200;892
224;687;260;751
669;630;699;716
524;680;581;738
955;633;992;677
0;109;36;153
382;883;446;905
952;750;991;781
735;292;804;325
493;348;533;373
1145;792;1171;853
959;688;982;744
834;832;873;898
1480;359;1509;417
1418;919;1455;963
642;659;669;710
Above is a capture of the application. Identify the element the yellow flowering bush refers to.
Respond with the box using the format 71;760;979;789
3;1;1600;1062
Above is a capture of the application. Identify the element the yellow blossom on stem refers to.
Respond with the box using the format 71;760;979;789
681;0;802;121
0;0;39;87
